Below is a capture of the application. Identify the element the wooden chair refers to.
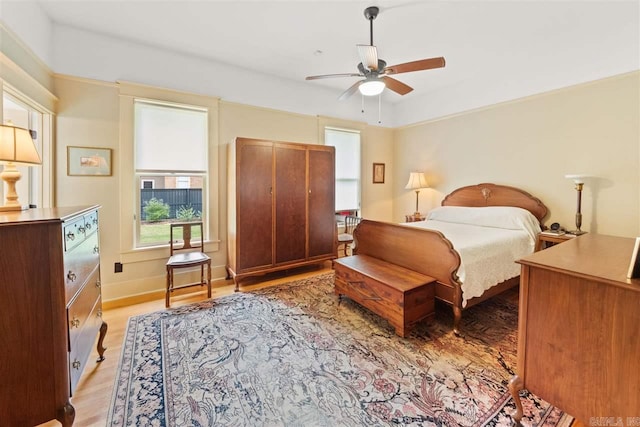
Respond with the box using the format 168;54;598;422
166;221;211;307
337;215;362;257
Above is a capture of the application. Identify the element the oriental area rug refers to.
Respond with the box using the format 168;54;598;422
108;271;572;427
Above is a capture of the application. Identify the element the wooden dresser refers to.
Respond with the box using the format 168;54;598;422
510;234;640;424
0;206;107;426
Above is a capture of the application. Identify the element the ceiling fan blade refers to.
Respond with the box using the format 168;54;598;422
305;73;362;80
382;76;413;95
357;44;379;71
384;57;446;75
338;80;364;101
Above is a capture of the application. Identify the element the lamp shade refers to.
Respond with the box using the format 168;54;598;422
564;174;588;184
405;172;429;190
358;79;386;96
0;124;41;165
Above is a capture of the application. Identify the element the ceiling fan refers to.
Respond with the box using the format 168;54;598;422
305;6;445;100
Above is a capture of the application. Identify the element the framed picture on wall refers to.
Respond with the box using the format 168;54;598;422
373;163;385;184
67;146;112;176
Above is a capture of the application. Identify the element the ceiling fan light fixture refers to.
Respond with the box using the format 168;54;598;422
358;79;385;96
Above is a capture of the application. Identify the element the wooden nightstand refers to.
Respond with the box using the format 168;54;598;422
535;232;584;251
405;214;426;222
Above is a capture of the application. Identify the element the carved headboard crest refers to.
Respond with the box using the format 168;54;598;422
441;183;548;223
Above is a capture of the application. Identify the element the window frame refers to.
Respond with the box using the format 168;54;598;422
1;86;54;209
118;82;220;263
324;127;362;214
133;99;209;248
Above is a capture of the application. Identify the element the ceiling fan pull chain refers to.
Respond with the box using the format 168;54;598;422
361;94;365;113
378;94;382;124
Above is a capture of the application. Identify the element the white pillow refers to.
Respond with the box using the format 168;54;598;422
427;206;541;240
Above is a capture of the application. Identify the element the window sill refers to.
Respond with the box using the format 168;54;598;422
120;239;221;264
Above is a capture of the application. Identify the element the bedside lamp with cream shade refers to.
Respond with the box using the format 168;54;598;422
405;172;429;220
565;174;589;235
0;124;41;211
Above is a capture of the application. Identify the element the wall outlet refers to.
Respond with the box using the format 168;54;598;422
114;262;123;273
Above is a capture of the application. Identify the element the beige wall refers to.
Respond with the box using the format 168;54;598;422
54;76;122;291
394;72;640;237
52;76;394;302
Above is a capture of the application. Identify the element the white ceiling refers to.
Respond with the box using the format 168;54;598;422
18;1;640;123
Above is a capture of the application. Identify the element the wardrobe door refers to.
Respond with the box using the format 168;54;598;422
274;144;307;264
308;146;336;258
237;141;274;270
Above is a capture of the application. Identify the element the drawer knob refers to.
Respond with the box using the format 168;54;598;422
96;280;101;289
66;231;75;241
78;225;86;234
93;218;98;225
93;245;99;254
70;317;80;328
97;309;103;318
72;360;81;370
67;271;77;282
85;223;92;231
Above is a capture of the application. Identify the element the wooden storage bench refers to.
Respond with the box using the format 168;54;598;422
334;254;436;337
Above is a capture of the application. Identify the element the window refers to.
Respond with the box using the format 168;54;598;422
134;100;208;247
325;128;361;213
2;91;50;209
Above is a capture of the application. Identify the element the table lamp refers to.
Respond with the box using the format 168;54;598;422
565;174;588;235
405;172;429;220
0;124;41;211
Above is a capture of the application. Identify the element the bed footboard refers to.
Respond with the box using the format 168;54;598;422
352;220;464;332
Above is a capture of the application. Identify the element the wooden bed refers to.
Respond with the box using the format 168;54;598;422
402;183;547;335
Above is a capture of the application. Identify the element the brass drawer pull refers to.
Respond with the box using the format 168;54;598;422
67;271;77;282
70;317;80;328
72;360;81;370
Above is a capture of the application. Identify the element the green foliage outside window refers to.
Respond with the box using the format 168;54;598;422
176;205;202;221
143;197;170;222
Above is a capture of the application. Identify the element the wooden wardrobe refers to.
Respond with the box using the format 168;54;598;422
227;138;335;289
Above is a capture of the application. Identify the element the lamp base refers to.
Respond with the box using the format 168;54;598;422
0;203;30;212
566;230;587;236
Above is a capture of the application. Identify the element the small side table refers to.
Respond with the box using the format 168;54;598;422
535;232;584;251
405;214;426;222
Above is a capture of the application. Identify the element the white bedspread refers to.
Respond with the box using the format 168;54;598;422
402;207;540;307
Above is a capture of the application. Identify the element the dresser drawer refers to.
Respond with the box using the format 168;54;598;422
67;268;101;352
64;230;100;303
68;293;103;394
63;215;87;252
83;210;99;236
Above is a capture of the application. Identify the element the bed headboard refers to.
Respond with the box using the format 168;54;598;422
441;183;548;223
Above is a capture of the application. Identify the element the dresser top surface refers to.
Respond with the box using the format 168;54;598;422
519;233;640;290
0;205;100;226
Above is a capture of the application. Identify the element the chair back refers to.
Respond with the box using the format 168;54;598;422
344;215;362;234
169;221;204;255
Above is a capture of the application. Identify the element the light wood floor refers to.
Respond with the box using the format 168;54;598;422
40;264;332;427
